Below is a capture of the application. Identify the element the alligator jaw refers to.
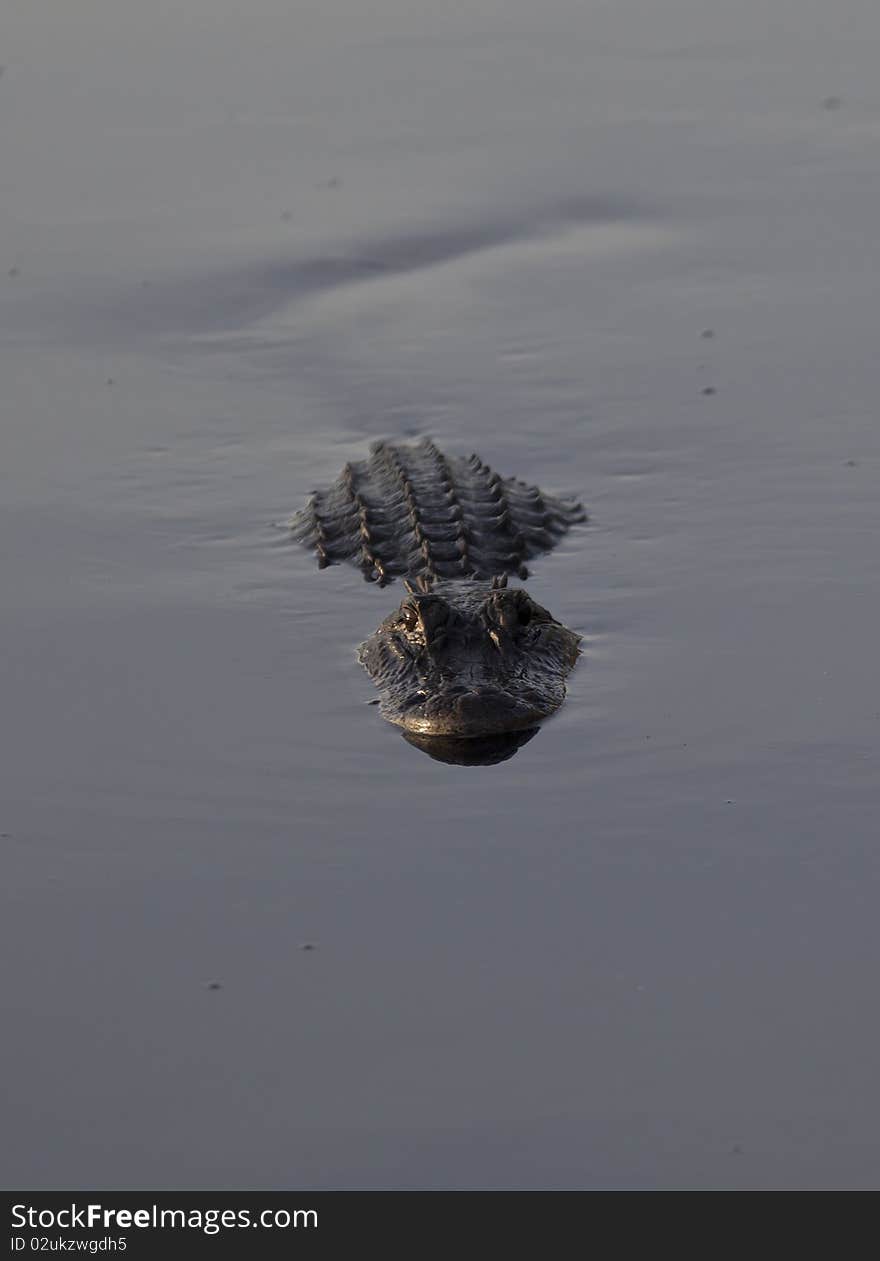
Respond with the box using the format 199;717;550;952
392;683;559;737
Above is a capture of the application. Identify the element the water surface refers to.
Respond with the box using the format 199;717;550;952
2;0;879;1189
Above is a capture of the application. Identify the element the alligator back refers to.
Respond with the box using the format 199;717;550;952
290;438;586;585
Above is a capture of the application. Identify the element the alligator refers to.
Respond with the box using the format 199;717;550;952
290;438;585;758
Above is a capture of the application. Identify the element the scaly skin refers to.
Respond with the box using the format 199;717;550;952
290;437;585;586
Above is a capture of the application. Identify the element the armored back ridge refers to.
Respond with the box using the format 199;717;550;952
290;439;586;755
290;438;585;586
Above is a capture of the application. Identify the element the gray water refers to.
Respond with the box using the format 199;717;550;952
2;0;879;1190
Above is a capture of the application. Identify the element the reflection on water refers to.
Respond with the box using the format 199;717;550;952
401;726;540;766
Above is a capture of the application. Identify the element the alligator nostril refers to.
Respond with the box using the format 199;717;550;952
453;691;484;720
454;689;513;719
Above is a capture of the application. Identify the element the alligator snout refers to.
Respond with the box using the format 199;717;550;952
401;683;549;737
396;682;561;738
453;688;512;724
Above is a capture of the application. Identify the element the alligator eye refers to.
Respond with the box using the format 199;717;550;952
399;604;420;634
483;590;535;633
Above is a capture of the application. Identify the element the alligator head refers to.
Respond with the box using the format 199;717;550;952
358;575;581;738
